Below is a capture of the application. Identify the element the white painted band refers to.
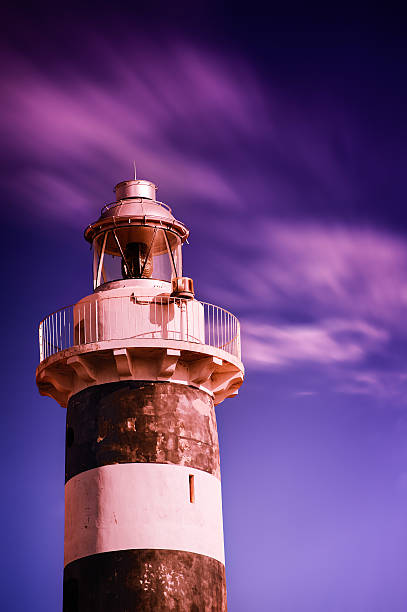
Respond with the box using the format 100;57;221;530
64;463;225;567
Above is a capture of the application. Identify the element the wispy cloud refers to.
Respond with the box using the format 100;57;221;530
224;222;407;396
1;39;368;227
243;318;388;368
335;369;407;401
211;221;407;324
2;44;266;222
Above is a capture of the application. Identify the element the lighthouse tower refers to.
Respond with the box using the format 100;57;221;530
36;176;244;611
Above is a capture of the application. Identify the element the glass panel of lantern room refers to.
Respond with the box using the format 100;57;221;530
92;227;183;289
154;229;182;280
92;231;119;287
113;226;181;283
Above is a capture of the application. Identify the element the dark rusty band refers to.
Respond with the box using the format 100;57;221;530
65;381;220;483
63;549;227;612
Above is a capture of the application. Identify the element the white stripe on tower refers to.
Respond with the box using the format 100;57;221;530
64;463;225;567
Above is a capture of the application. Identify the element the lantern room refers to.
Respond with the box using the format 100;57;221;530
84;179;191;295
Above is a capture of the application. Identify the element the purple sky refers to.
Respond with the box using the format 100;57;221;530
2;5;407;610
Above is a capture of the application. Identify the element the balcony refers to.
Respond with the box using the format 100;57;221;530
36;294;243;408
39;295;241;363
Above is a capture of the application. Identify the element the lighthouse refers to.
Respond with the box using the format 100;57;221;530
36;176;244;611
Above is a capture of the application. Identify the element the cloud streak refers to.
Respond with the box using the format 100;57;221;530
2;44;265;223
243;318;388;368
215;221;407;325
220;221;407;397
0;37;378;226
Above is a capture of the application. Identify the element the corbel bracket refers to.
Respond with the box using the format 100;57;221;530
157;349;180;379
113;349;132;379
189;356;223;385
67;356;97;384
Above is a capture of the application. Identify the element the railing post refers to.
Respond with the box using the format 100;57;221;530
39;323;43;362
69;308;72;348
84;303;87;344
95;300;99;342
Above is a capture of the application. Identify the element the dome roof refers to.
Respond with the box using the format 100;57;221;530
84;178;189;244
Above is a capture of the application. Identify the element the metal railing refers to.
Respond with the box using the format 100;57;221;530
39;296;241;363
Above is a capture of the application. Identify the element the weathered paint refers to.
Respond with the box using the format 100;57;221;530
65;462;225;566
66;381;221;482
63;549;227;612
63;381;226;610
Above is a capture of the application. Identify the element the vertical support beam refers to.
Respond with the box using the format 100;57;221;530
96;232;108;288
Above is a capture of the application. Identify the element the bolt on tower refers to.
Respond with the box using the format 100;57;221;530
36;176;245;611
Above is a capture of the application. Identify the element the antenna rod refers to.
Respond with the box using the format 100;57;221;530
133;161;137;180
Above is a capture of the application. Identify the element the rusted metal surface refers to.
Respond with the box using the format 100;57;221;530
66;381;221;483
114;179;157;201
63;549;227;612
